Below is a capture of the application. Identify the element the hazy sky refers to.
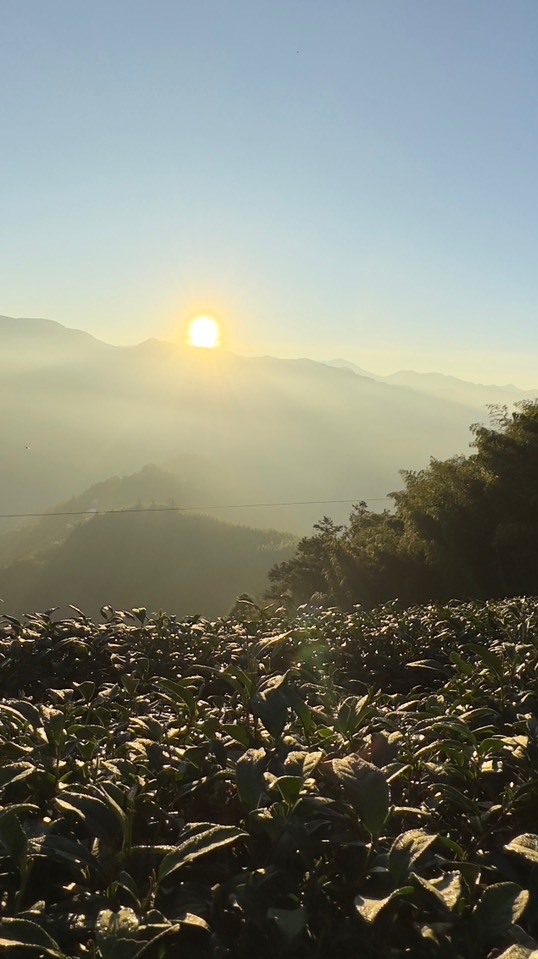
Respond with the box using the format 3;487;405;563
2;1;538;384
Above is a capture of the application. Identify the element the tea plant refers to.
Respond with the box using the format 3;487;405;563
0;598;538;957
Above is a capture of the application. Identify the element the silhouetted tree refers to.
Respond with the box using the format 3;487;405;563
268;401;538;608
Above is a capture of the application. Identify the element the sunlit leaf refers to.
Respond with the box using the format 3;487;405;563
389;829;437;884
495;947;538;959
0;763;35;790
157;824;246;882
332;755;390;837
468;643;504;680
505;835;538;865
355;886;413;922
412;871;462;911
283;750;323;778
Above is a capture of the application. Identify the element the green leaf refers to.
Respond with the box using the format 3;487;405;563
406;659;448;675
436;834;466;858
220;664;255;700
332;755;390;838
0;704;33;727
433;781;477;813
55;792;119;840
221;723;251;747
177;913;210;932
468;642;504;680
32;834;101;874
0;810;28;867
95;908;143;959
274;775;304;805
354;886;413;923
129;925;181;959
267;906;307;945
450;651;474;676
412;871;462;911
283;682;315;734
235;748;266;810
255;631;293;657
95;907;139;936
73;680;96;701
116;871;141;908
427;872;462;910
251;675;289;738
95;908;180;959
157;824;246;882
95;783;129;842
495;947;538;959
283;750;322;778
472;883;529;946
122;675;140;696
4;701;41;727
335;695;372;736
68;723;108;738
0;918;65;957
505;835;538;865
0;764;35;791
389;829;437;885
156;678;197;716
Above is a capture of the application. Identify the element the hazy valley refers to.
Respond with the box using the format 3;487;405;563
2;315;536;617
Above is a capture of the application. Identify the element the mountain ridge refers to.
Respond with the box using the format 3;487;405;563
0;313;521;537
4;315;535;395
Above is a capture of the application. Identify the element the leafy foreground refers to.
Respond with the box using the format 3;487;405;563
1;600;538;958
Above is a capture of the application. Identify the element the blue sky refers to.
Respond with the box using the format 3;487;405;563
2;1;538;384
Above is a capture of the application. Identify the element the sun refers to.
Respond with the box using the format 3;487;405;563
187;315;221;349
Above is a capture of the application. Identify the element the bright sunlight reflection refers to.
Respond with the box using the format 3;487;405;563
187;315;221;349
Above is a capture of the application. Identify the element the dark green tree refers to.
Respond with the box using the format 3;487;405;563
268;400;538;608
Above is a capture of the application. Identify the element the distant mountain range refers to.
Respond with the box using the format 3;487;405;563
2;313;536;617
4;313;530;539
326;358;536;408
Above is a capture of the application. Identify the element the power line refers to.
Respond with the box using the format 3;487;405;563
0;496;393;521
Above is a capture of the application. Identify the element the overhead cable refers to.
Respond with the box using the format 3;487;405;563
0;496;393;520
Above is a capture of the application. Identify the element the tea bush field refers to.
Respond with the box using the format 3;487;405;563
1;599;538;958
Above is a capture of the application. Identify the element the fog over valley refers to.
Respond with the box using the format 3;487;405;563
1;315;536;617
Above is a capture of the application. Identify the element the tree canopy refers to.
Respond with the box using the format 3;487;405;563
268;401;538;608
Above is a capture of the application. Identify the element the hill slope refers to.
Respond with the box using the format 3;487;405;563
0;467;296;618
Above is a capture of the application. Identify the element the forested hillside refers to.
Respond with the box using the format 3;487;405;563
0;465;194;569
269;401;538;608
0;464;296;618
0;514;295;621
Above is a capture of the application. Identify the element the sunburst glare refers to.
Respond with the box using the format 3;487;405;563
187;315;221;349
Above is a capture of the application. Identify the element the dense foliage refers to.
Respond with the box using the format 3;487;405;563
269;401;538;608
1;598;538;957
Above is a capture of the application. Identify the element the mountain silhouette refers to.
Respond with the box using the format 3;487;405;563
1;315;526;536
